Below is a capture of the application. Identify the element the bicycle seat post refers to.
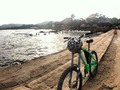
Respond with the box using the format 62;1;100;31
86;39;93;51
88;43;90;51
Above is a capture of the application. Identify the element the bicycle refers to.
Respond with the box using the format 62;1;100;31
57;34;98;90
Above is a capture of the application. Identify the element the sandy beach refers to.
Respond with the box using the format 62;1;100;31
0;30;120;90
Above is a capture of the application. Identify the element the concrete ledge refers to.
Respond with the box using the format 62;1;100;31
11;30;115;90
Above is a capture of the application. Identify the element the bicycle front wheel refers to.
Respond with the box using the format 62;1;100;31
89;50;98;78
57;66;82;90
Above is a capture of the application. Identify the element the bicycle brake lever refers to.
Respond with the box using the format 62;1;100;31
64;39;68;42
64;37;69;39
64;37;71;42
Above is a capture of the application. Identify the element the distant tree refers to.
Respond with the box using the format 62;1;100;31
86;13;100;25
110;17;119;25
71;14;75;20
53;22;63;30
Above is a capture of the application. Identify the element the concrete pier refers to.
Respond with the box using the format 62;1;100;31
0;30;115;90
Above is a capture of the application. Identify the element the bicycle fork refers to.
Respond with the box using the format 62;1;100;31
69;53;81;88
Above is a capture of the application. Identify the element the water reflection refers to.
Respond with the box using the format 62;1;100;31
0;29;89;67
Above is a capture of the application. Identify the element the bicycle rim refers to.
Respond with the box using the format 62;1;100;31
64;71;80;90
57;66;82;90
90;51;98;78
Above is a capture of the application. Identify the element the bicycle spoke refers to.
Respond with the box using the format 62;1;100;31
62;71;79;90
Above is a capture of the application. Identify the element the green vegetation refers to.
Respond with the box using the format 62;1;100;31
52;13;120;32
0;13;120;32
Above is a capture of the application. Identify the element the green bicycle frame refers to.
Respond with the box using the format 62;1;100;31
80;47;97;72
71;47;97;72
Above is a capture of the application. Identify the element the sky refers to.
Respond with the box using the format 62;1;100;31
0;0;120;25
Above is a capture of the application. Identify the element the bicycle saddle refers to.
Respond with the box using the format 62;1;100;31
86;39;93;43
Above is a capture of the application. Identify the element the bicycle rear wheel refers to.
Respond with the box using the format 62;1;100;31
57;65;82;90
89;50;98;78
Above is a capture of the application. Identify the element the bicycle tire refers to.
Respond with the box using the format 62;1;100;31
57;65;82;90
89;50;98;78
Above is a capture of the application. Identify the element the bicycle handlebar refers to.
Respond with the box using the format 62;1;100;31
63;37;71;42
63;37;71;39
63;32;92;42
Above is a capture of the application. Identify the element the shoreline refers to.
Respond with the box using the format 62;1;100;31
0;29;102;68
0;30;114;90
